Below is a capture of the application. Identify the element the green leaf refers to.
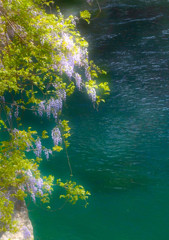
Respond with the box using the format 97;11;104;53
80;10;91;24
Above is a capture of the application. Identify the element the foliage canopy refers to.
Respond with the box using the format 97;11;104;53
0;0;109;235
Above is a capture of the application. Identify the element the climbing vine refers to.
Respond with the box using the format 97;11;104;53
0;0;109;234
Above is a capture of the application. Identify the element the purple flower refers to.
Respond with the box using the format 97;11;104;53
43;148;52;160
51;127;62;146
26;169;33;178
85;68;91;81
60;55;74;79
45;184;51;192
45;98;63;120
63;33;74;50
38;101;46;117
14;105;19;118
73;48;82;66
34;138;42;157
46;102;51;119
26;141;32;152
88;88;96;102
25;170;45;202
8;111;12;119
38;98;63;119
56;89;66;101
38;189;43;196
74;73;82;89
36;178;43;189
12;128;19;134
22;226;31;239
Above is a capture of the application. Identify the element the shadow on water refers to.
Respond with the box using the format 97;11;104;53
79;169;152;193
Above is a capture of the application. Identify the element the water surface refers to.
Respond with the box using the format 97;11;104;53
28;1;169;239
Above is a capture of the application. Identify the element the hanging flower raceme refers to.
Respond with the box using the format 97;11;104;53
43;148;52;160
0;0;110;233
38;97;63;120
51;127;62;146
74;73;82;89
34;138;42;157
24;170;48;202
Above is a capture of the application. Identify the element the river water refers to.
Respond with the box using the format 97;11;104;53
29;1;169;239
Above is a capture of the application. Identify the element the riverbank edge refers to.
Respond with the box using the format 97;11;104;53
0;200;34;240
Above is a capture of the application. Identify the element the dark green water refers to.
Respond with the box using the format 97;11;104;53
28;1;169;239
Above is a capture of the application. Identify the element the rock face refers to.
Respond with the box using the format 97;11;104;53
0;201;34;240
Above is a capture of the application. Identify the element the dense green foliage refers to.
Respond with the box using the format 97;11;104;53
0;0;109;235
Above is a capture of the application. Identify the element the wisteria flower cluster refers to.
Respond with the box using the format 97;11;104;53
24;170;44;202
34;138;42;158
38;97;63;120
51;127;62;146
0;0;110;234
22;226;31;240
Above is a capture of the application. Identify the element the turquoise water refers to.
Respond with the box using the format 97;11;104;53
28;1;169;239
